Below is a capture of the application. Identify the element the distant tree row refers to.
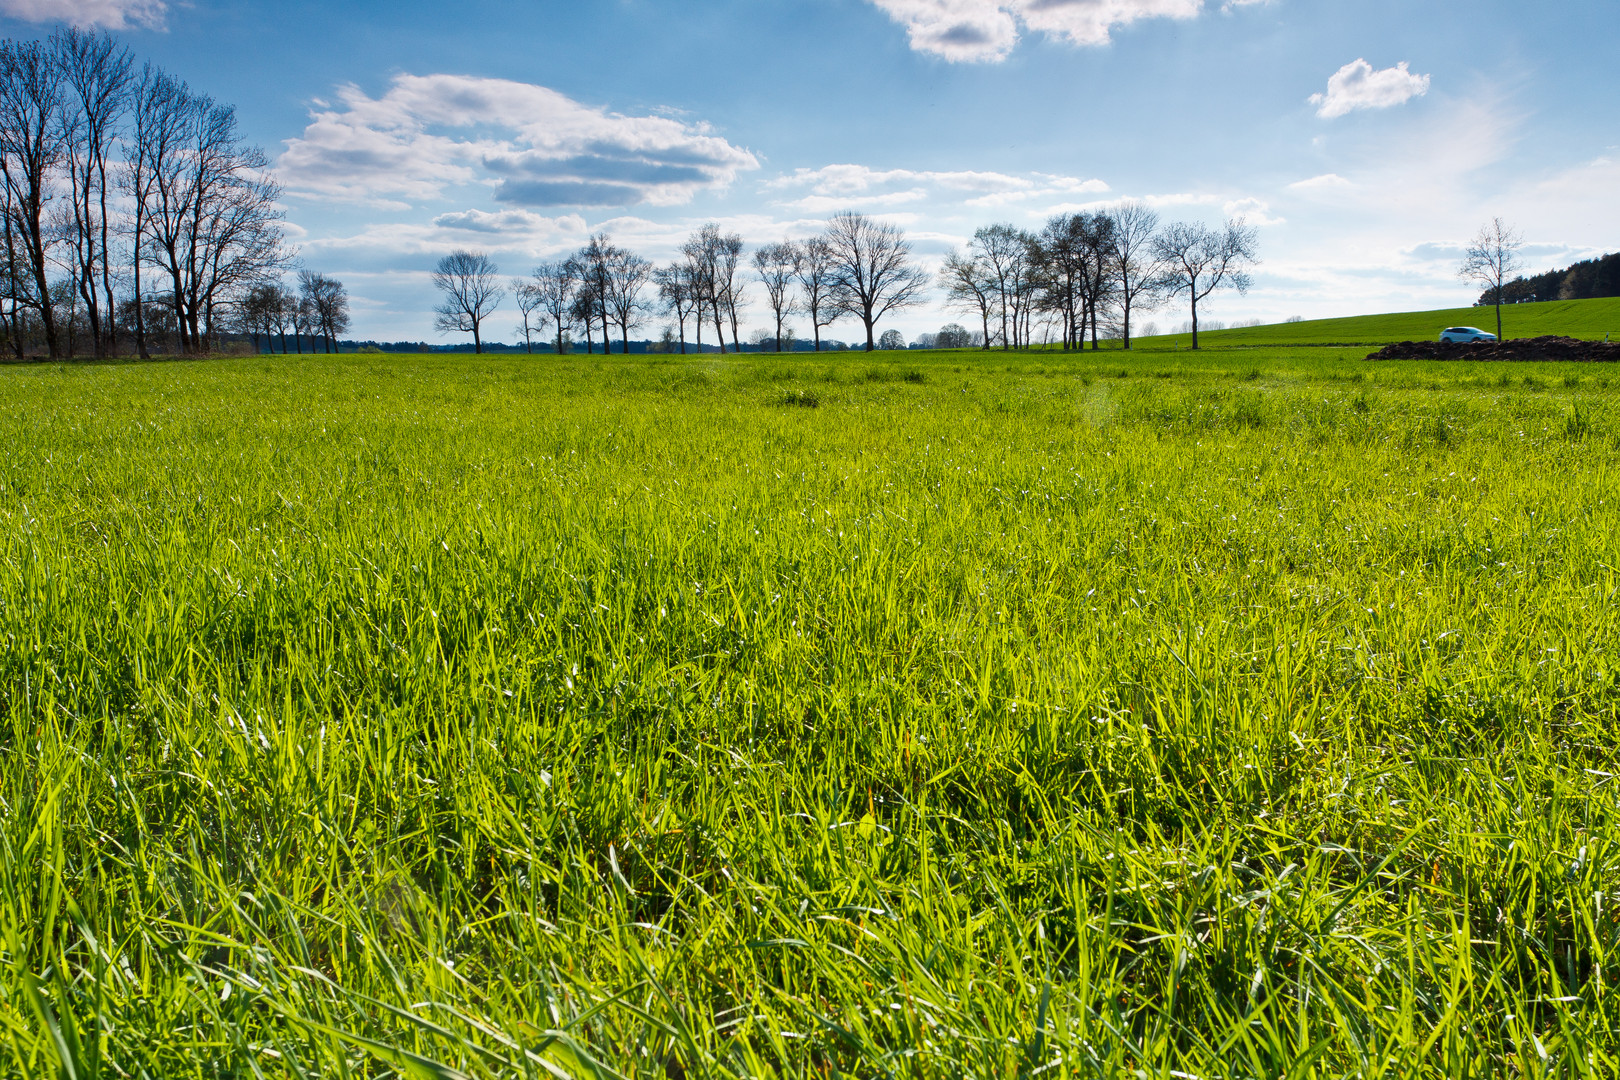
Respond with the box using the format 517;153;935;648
1480;251;1620;306
941;206;1258;352
433;207;1260;355
0;29;345;359
434;211;931;355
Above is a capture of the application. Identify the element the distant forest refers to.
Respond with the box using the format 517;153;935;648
1482;251;1620;305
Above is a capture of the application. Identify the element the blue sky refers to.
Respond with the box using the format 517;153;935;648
7;0;1619;343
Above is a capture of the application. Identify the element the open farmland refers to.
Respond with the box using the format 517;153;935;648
1150;295;1620;348
5;341;1620;1077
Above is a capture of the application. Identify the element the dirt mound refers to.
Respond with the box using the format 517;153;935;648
1366;336;1620;362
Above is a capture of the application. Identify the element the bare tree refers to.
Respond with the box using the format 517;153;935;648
569;269;603;354
654;263;694;354
300;270;349;353
971;224;1029;349
291;286;316;352
1152;218;1260;350
604;246;652;354
141;79;287;354
123;63;177;359
1459;217;1522;342
682;223;745;353
753;240;801;351
678;234;715;353
512;277;542;353
795;235;840;352
577;234;618;352
531;260;576;355
939;249;996;350
237;280;279;353
1075;214;1117;351
0;38;69;357
823;211;929;352
1031;216;1084;350
272;281;296;353
1105;201;1164;350
715;230;745;352
432;250;503;352
53;27;132;359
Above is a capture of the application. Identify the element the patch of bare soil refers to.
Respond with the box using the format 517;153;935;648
1365;336;1620;362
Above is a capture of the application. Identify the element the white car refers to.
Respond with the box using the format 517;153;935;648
1439;326;1497;344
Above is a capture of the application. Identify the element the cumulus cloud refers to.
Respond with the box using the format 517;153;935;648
1223;196;1284;226
1310;59;1431;119
865;0;1264;62
277;74;759;209
0;0;166;28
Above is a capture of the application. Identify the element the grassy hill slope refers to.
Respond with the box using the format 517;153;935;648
1147;295;1620;348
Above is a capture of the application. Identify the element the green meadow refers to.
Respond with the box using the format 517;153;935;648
4;311;1620;1076
1150;295;1620;348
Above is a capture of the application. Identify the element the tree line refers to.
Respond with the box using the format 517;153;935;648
0;29;347;359
1479;250;1620;307
434;207;1261;355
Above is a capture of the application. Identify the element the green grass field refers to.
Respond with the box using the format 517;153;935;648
1146;295;1620;348
4;333;1620;1076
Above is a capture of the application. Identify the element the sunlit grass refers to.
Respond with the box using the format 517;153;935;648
4;348;1620;1076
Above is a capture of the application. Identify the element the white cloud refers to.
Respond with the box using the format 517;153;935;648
0;0;165;28
1224;196;1284;226
1287;173;1353;191
766;163;1107;211
277;74;759;209
865;0;1264;62
1310;59;1431;119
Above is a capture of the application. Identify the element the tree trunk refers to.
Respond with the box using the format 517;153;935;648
1190;296;1199;351
473;322;482;354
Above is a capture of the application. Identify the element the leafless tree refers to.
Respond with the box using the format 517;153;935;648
1031;216;1084;350
577;233;618;352
654;263;694;354
236;280;278;352
715;230;745;352
971;224;1031;349
512;277;542;353
290;287;317;352
53;27;132;358
604;246;652;354
823;211;929;352
753;240;801;351
531;260;576;355
432;250;503;353
300;270;348;353
795;235;840;352
1152;218;1259;350
939;249;995;350
678;234;715;353
569;269;603;354
1075;214;1118;351
139;77;287;354
1105;201;1164;349
123;63;178;359
1459;217;1522;342
682;223;745;353
0;38;69;357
